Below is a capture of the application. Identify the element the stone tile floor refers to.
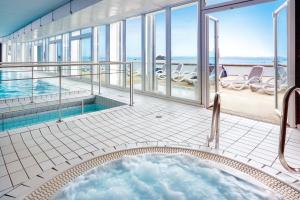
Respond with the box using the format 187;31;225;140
0;85;300;199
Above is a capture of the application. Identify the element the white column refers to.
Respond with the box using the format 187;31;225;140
166;7;172;96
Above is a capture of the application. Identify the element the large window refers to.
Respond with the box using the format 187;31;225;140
126;16;142;90
81;37;92;61
97;25;108;85
110;22;123;87
98;26;107;61
70;28;92;77
171;4;198;100
48;36;62;63
145;10;166;95
205;0;234;6
33;41;43;63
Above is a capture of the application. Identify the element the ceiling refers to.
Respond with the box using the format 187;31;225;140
1;0;194;42
21;0;190;41
0;0;70;37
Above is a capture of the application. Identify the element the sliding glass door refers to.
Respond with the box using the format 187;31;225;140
145;10;166;95
70;39;80;76
273;1;288;114
110;22;123;87
126;17;142;90
98;25;108;85
206;15;219;107
171;3;198;100
70;29;92;77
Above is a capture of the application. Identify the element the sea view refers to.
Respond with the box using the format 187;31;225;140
126;56;287;65
125;56;287;77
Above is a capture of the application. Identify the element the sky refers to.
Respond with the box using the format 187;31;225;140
211;0;287;58
125;0;287;59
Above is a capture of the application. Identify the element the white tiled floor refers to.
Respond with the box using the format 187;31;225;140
0;83;300;199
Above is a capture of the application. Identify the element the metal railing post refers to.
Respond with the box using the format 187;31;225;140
98;64;101;95
81;99;84;114
57;65;62;123
278;86;300;173
91;65;94;95
129;62;134;106
207;93;221;149
31;66;34;103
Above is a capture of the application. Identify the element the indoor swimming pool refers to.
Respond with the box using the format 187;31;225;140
0;103;107;131
0;69;65;99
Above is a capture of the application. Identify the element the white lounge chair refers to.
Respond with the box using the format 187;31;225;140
172;63;184;82
250;66;288;95
182;67;197;85
156;63;184;80
156;64;166;79
220;66;264;90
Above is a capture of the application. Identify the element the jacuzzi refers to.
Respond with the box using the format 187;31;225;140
24;147;300;200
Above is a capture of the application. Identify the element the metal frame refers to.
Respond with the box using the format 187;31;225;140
105;24;110;85
141;15;146;91
207;92;221;149
165;7;172;97
278;86;300;173
273;1;288;113
204;15;219;107
203;0;274;13
0;61;134;119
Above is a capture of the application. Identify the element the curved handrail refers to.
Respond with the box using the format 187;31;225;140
207;93;221;149
279;86;300;173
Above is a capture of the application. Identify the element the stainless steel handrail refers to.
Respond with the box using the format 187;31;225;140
278;86;300;173
129;62;134;106
0;61;134;122
207;93;221;149
0;61;132;68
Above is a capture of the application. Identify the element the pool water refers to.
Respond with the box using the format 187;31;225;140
0;70;66;99
54;154;282;200
0;104;106;131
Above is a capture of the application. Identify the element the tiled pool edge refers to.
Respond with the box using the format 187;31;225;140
9;143;299;200
0;95;126;134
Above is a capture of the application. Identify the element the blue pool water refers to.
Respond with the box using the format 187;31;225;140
0;104;106;131
0;70;66;99
54;154;282;200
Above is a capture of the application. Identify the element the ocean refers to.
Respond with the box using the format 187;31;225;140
125;56;287;76
127;56;287;65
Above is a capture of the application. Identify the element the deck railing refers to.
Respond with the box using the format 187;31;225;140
0;61;134;122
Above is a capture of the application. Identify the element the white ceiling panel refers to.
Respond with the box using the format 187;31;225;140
17;0;192;42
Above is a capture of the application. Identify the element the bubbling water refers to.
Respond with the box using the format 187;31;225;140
54;154;282;200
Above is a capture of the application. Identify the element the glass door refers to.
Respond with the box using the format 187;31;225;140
56;41;62;62
273;1;288;114
37;45;43;63
71;40;80;76
206;15;219;107
81;37;92;79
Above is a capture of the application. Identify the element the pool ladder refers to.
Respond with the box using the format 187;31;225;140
207;93;221;149
278;86;300;173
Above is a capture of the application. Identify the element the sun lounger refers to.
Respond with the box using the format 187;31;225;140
156;64;166;79
182;67;197;85
220;66;263;90
156;63;184;80
250;66;288;95
172;63;184;81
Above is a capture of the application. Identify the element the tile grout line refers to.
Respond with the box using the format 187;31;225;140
0;146;13;191
19;132;44;174
7;133;30;180
29;130;56;167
